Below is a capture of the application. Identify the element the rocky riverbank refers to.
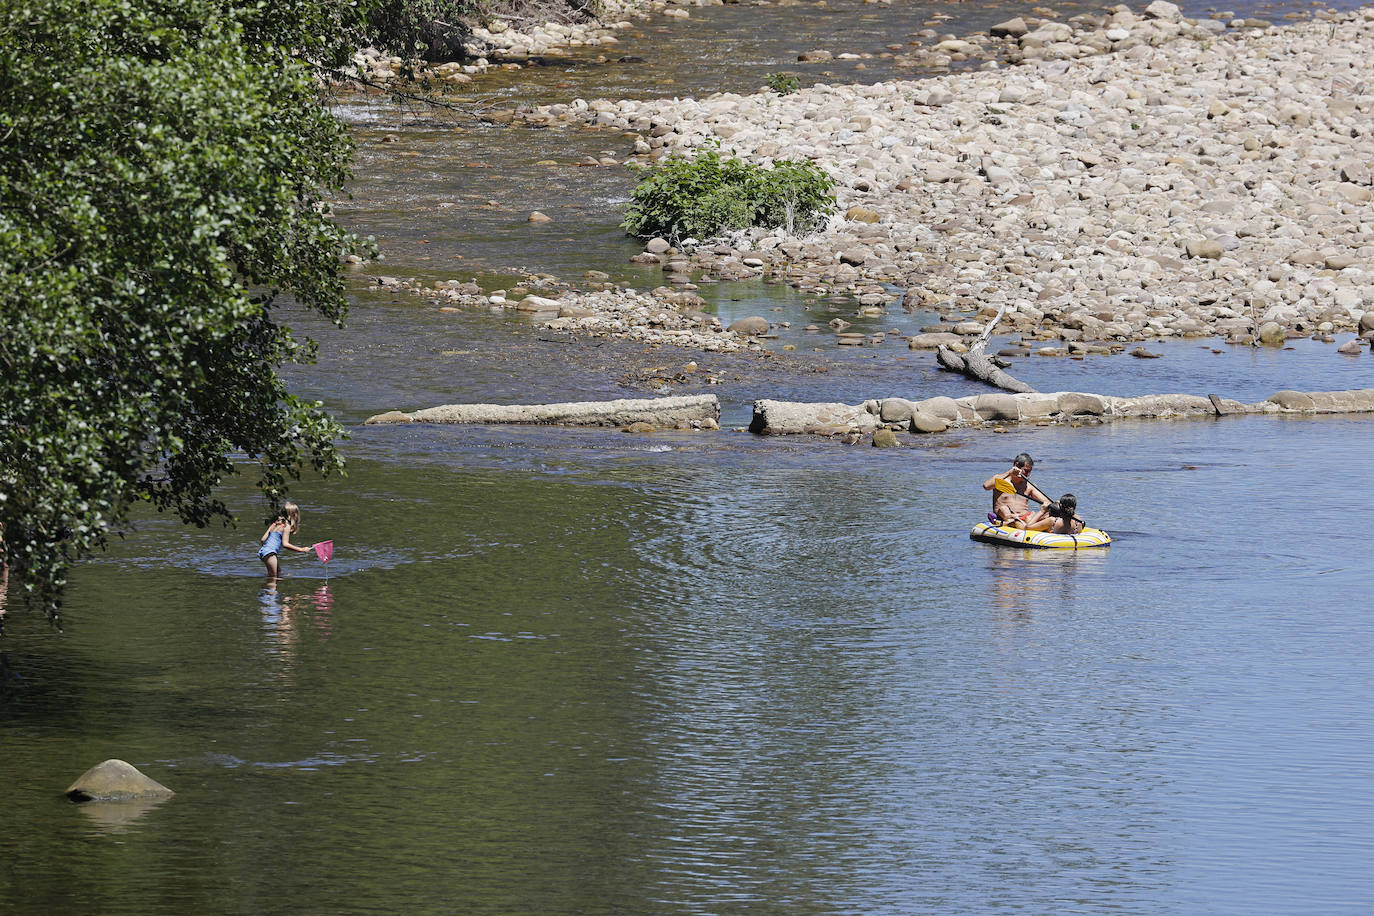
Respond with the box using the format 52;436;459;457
344;0;672;85
510;5;1374;352
375;275;766;353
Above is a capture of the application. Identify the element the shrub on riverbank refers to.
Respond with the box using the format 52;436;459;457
765;71;801;94
622;149;835;242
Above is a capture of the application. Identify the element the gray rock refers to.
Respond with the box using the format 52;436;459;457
908;332;962;349
1337;340;1363;355
914;396;962;420
972;393;1021;421
1339;161;1371;184
66;760;174;802
1186;239;1224;260
1110;394;1215;417
645;237;671;254
990;17;1029;37
879;398;917;422
749;399;879;435
1258;321;1287;346
909;411;949;433
516;295;562;312
366;410;412;424
1016;394;1062;419
872;428;900;447
1057;392;1107;415
1269;390;1316;410
369;395;720;428
1310;389;1374;411
728;316;771;335
1144;0;1182;21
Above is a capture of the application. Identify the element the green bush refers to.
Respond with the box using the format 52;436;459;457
765;71;801;94
622;149;835;242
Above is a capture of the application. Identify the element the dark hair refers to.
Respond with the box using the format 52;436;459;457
1013;453;1034;468
1052;493;1077;518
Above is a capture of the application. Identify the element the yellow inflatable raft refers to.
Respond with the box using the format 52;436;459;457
970;521;1112;549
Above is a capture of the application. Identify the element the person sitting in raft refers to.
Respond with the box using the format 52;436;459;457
1046;493;1085;535
983;453;1054;530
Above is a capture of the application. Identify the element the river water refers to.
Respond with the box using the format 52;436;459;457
3;1;1374;913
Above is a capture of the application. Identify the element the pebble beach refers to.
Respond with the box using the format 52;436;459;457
467;3;1374;354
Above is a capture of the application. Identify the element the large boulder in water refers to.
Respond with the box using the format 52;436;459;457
1258;321;1286;346
909;411;949;433
727;316;770;336
749;399;879;436
878;398;917;423
65;760;174;802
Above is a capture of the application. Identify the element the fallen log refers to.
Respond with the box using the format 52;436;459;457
365;394;720;428
935;303;1037;393
935;345;1036;393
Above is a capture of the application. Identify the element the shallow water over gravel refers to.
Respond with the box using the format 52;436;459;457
3;1;1373;913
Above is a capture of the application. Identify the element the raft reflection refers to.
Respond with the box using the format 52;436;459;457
983;543;1111;615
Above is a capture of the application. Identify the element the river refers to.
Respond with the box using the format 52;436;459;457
2;0;1373;913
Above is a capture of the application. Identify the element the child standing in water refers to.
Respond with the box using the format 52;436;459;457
258;502;311;578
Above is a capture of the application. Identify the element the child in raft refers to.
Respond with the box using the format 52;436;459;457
258;502;312;578
1046;494;1086;535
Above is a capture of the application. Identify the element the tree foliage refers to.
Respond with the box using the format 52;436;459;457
621;148;835;243
0;0;372;614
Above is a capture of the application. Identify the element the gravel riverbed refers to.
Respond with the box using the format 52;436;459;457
502;4;1374;352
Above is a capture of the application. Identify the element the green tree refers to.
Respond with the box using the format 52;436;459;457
0;0;372;615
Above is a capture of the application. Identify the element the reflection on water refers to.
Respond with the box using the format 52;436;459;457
260;582;336;675
74;796;172;836
983;542;1112;619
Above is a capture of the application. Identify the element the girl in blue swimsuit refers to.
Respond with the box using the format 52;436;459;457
258;502;310;578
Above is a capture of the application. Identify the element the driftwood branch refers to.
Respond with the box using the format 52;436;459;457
935;304;1037;393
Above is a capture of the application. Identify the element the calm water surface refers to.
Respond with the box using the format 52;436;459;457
3;414;1371;914
4;1;1374;912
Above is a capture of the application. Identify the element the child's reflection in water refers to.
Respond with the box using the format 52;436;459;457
258;582;334;672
